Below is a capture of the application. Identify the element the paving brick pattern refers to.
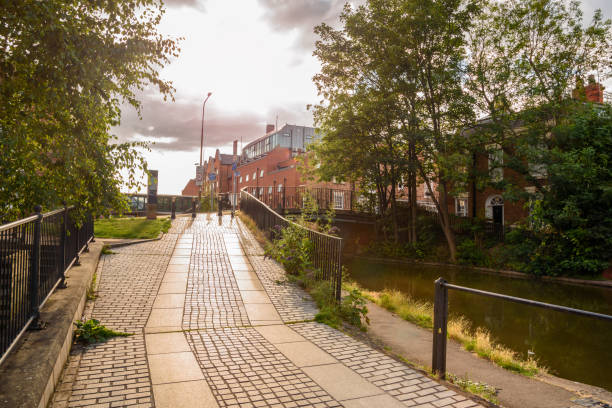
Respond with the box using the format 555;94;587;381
291;322;484;408
237;219;318;323
51;220;187;408
182;217;250;330
187;327;342;408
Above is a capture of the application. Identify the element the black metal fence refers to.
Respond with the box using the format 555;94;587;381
240;189;343;301
0;206;94;365
124;194;197;215
243;186;356;212
431;277;612;379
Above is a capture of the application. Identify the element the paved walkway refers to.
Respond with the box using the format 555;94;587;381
51;215;483;408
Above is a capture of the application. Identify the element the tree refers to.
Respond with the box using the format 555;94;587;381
525;106;612;275
311;0;478;260
0;0;179;221
466;0;611;201
311;4;412;242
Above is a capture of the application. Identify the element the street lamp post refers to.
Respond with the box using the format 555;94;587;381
199;92;212;208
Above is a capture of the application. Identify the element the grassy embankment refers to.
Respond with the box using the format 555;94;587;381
94;217;172;239
343;281;544;377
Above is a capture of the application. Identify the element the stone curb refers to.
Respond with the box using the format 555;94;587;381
0;242;103;408
101;232;164;249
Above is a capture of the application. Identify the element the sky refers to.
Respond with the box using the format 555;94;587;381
113;0;612;195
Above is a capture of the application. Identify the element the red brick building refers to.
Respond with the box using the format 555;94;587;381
444;76;608;226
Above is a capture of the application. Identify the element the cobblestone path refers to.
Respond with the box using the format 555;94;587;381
51;214;483;408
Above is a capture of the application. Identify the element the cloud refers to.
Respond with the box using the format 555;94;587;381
163;0;205;10
257;0;361;51
113;93;314;152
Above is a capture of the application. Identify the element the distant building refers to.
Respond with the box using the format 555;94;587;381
181;179;198;196
236;124;319;193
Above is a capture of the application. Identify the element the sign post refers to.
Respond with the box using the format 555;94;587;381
208;172;216;213
146;170;158;220
195;165;204;186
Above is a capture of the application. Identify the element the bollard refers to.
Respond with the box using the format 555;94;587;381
217;195;222;217
432;277;448;379
171;197;176;219
191;197;196;218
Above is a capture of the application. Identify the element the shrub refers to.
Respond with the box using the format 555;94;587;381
457;239;489;266
265;223;313;275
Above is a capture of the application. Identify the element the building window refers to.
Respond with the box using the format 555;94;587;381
253;172;256;180
333;191;345;209
260;169;264;177
246;174;249;182
455;198;468;217
268;186;272;194
277;184;283;192
259;187;264;196
239;176;242;183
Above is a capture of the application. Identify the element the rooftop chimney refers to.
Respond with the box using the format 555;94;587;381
584;75;604;103
266;124;275;134
233;140;238;156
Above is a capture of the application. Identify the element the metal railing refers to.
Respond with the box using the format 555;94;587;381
240;189;343;301
431;277;612;379
243;186;356;212
124;194;197;215
0;206;94;365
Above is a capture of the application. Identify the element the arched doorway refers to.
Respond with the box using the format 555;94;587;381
485;195;504;225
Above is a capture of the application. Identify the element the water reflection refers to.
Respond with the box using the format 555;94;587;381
347;258;612;390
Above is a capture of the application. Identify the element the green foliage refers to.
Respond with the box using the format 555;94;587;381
74;319;131;344
198;195;217;213
495;107;612;276
0;0;180;222
265;223;313;276
457;239;489;267
311;282;369;330
94;217;172;239
266;220;369;330
100;245;116;255
86;273;98;301
447;374;499;405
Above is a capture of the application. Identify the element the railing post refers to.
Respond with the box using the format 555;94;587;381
74;217;81;266
432;277;448;379
335;239;342;302
191;197;196;218
29;205;44;330
59;205;68;289
171;197;176;219
282;178;287;212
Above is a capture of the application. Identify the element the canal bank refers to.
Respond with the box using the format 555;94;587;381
346;257;612;392
361;301;612;408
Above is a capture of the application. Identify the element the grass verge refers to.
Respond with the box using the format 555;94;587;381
343;281;543;377
94;217;172;239
237;212;269;248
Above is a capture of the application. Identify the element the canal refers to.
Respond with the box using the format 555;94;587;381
347;258;612;391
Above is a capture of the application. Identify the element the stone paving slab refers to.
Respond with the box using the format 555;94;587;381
51;214;484;408
51;220;188;408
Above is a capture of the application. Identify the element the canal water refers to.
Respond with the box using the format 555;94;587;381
347;258;612;391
